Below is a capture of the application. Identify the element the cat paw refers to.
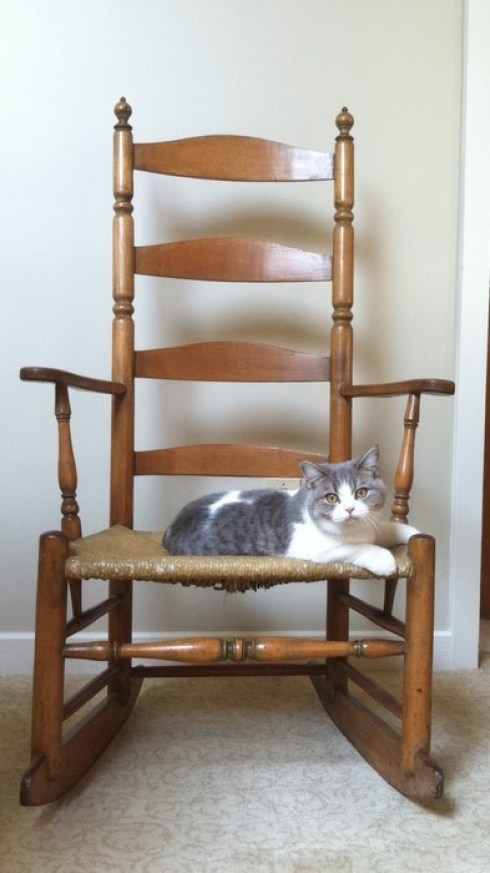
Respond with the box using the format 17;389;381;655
399;524;419;543
363;549;398;577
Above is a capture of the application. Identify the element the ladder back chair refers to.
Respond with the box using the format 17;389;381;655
20;99;454;805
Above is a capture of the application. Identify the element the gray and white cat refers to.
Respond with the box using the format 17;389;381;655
163;446;418;576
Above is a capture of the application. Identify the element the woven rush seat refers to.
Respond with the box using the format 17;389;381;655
65;524;413;590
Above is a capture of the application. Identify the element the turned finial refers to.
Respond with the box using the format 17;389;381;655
335;106;354;140
114;96;132;129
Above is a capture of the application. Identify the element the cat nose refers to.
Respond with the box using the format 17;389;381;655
345;506;355;516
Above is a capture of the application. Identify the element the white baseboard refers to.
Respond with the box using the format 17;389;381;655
0;629;456;677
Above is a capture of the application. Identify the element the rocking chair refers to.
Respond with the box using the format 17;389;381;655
19;99;454;805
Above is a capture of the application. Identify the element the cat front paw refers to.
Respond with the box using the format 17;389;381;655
376;521;420;547
399;524;419;543
362;548;398;577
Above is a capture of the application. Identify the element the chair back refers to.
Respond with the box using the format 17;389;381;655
111;99;354;527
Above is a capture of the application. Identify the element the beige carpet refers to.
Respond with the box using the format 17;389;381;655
1;655;490;873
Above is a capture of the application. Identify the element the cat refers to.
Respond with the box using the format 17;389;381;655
163;446;418;576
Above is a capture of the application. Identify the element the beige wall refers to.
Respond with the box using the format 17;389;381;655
1;0;465;669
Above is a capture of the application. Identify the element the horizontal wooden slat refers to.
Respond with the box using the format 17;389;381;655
334;661;404;719
135;238;332;282
63;636;405;663
134;443;327;477
132;664;328;678
337;592;406;638
133;135;334;181
62;667;119;720
135;342;330;382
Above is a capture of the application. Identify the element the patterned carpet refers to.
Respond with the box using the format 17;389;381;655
1;654;489;873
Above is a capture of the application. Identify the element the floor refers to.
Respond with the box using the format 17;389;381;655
1;649;490;872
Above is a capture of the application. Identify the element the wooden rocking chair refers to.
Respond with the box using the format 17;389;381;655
20;99;454;805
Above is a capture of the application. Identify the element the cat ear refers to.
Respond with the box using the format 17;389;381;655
300;461;325;488
357;445;380;477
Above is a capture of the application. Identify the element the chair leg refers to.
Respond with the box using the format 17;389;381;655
20;532;142;806
401;534;441;783
312;534;443;800
108;579;134;702
29;531;69;783
325;579;350;695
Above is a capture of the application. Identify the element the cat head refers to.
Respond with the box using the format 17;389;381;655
299;446;386;533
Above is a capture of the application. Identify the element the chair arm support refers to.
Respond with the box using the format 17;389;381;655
20;367;126;547
20;366;126;395
338;378;454;524
340;378;455;399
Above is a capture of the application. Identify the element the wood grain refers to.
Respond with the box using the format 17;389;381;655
134;135;334;181
135;238;332;282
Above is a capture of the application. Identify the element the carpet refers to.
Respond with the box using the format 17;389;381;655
1;656;489;873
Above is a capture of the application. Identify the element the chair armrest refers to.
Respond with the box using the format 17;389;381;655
340;378;455;399
340;378;454;525
20;367;126;395
20;367;125;541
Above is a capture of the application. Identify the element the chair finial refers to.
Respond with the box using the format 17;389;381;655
114;97;132;129
335;106;354;140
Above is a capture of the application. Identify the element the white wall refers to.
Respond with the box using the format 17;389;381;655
451;0;490;667
1;0;467;671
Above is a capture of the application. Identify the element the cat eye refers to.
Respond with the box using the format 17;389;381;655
325;493;340;505
355;487;369;499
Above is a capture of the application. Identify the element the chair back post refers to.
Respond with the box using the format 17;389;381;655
111;98;135;527
330;108;354;462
